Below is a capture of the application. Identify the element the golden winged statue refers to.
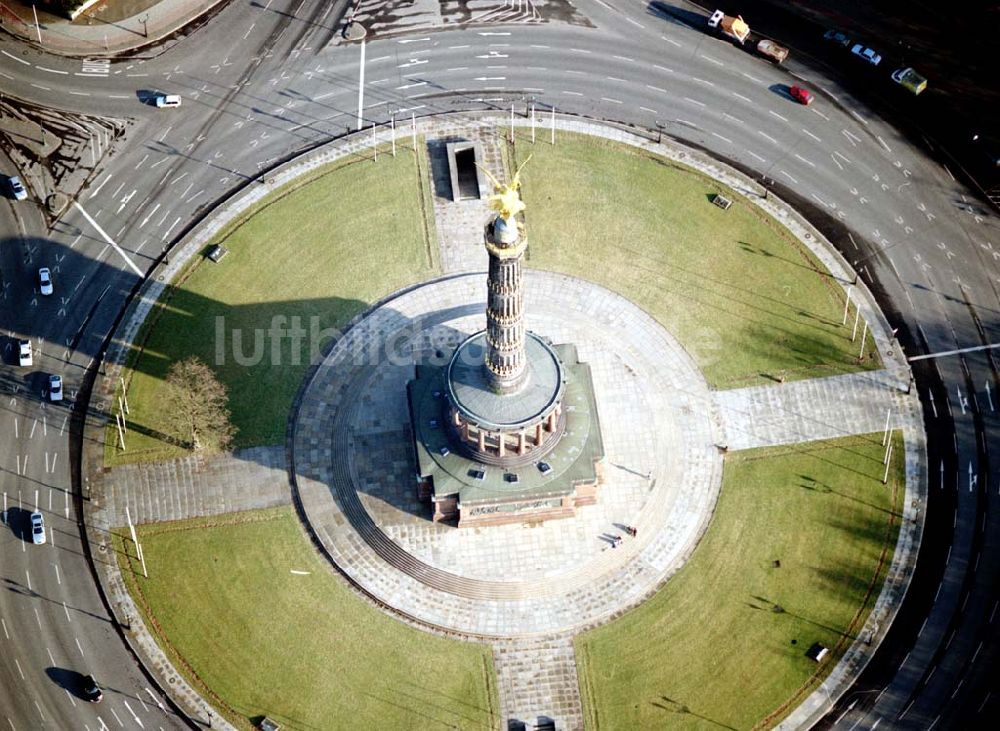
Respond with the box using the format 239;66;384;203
477;155;532;222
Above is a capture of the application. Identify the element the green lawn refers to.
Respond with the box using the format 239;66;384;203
107;147;438;464
575;433;904;730
512;135;878;388
116;507;498;730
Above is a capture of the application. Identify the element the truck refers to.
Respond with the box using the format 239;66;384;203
708;9;750;45
756;39;789;64
891;67;928;95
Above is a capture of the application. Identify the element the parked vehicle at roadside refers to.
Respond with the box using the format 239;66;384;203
756;39;789;63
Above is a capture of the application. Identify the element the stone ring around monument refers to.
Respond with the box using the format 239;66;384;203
290;270;724;638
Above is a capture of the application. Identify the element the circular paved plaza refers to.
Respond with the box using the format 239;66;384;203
291;271;726;637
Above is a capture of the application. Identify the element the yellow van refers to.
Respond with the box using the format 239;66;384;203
891;68;928;95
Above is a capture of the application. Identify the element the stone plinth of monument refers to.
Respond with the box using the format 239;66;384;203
408;342;603;526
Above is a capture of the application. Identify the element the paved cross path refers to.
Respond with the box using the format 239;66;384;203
714;369;915;451
98;445;290;527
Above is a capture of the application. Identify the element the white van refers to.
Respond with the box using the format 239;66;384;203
155;93;182;108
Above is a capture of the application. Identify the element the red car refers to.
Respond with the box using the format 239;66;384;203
789;85;814;105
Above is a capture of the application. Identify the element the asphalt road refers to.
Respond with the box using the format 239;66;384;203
1;0;998;728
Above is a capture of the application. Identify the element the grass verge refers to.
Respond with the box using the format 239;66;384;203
511;133;879;388
115;507;498;730
106;146;438;465
575;432;905;730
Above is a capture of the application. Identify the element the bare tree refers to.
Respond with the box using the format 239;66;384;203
162;357;237;452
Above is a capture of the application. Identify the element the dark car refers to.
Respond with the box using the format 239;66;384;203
823;29;851;47
789;85;814;105
82;675;103;703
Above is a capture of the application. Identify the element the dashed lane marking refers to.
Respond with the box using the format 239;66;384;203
1;50;30;65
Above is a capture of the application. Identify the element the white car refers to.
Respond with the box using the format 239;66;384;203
155;93;182;108
850;44;882;66
38;267;53;295
49;374;63;402
6;175;27;201
31;511;46;545
18;339;32;367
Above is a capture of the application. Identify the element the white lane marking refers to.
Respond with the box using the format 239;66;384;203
122;701;144;728
653;64;674;74
626;17;644;28
144;688;166;711
683;97;706;107
601;97;623;104
109;707;124;727
1;50;30;65
758;130;778;145
89;174;112;199
14;658;25;679
741;71;762;83
842;129;861;146
811;107;829;120
606;76;625;82
747;150;766;163
397;81;427;90
779;169;798;183
877;135;892;152
570;48;591;54
37;66;69;75
139;203;161;228
76;637;86;658
72;202;144;276
356;39;366;128
63;601;72;622
833;150;852;165
723;112;744;124
663;36;682;48
802;128;822;142
30;83;52;91
69;90;91;96
712;132;732;144
562;91;583;96
692;77;715;86
794;153;816;167
699;54;724;66
613;55;635;63
768;110;788;122
732;91;752;103
639;106;658;114
646;84;667;94
850;110;869;126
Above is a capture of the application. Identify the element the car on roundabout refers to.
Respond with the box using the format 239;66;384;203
5;174;28;201
30;511;46;545
82;675;103;703
789;85;814;105
851;44;882;65
18;339;32;367
38;267;53;295
49;374;63;402
823;29;851;47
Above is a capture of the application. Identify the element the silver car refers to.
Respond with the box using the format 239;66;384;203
851;44;882;66
38;267;53;295
31;511;46;545
6;175;27;201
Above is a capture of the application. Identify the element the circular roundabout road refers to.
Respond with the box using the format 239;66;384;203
1;0;998;728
